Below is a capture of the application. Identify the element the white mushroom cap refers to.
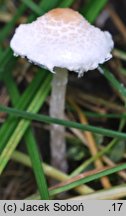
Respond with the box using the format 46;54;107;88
10;8;114;76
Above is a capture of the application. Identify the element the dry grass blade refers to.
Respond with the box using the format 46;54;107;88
50;165;114;192
68;98;111;189
107;5;126;41
11;151;93;195
69;184;126;200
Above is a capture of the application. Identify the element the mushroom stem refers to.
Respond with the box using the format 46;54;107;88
49;67;68;172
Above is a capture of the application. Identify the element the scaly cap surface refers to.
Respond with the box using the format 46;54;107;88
10;8;114;76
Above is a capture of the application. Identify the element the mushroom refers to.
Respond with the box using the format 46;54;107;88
10;8;114;172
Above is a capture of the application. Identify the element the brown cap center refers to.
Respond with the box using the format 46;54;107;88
46;8;84;23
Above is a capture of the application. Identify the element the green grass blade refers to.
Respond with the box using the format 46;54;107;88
0;48;12;66
81;0;108;23
0;4;27;44
0;50;16;80
0;70;47;151
59;0;75;7
0;74;51;174
70;140;117;177
12;150;93;196
25;129;49;200
50;163;126;196
21;0;42;15
1;105;126;139
5;74;49;200
70;103;126;177
103;67;126;98
22;0;76;15
82;111;126;119
4;76;19;103
40;0;60;11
